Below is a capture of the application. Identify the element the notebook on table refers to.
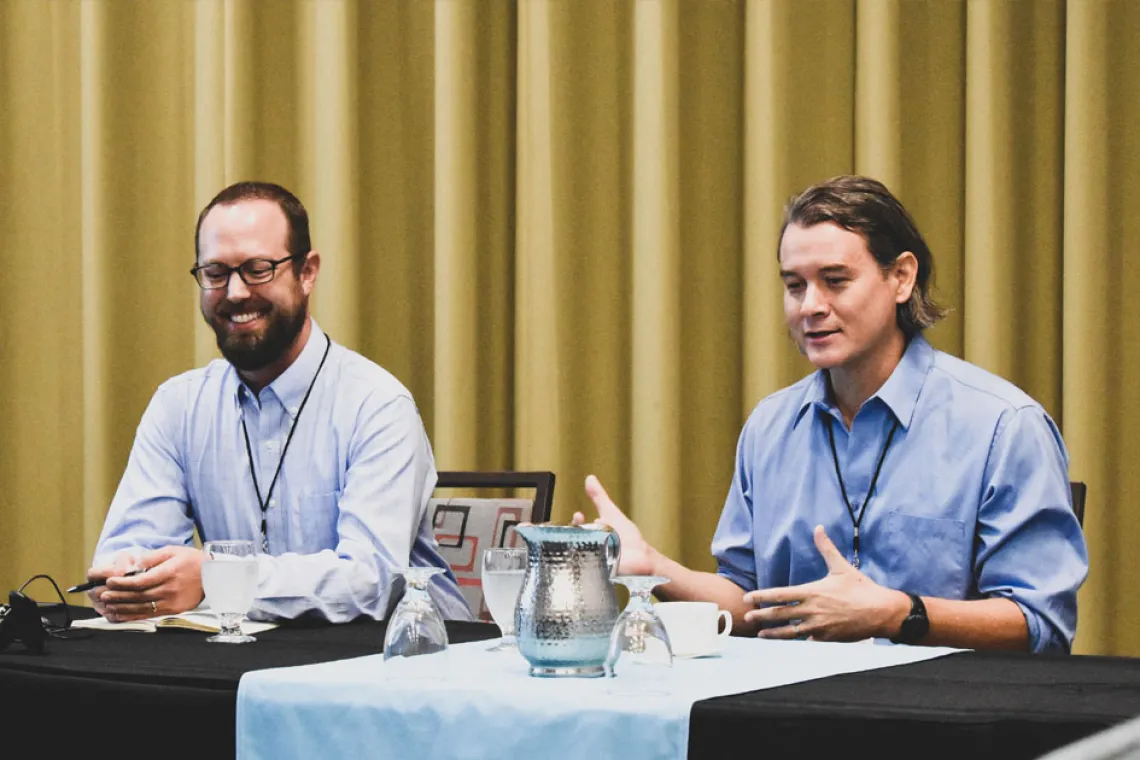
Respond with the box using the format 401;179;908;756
70;610;276;635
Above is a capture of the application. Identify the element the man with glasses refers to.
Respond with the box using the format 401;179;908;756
86;181;470;623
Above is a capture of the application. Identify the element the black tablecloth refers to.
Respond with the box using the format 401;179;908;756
691;649;1140;759
4;608;1140;760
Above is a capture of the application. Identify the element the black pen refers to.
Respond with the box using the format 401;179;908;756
66;568;145;594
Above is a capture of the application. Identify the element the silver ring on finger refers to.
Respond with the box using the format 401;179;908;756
151;600;157;614
792;623;800;637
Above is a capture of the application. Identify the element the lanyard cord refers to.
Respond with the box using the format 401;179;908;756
825;415;900;569
241;333;332;552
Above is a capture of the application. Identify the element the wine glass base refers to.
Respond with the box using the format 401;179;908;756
207;633;256;644
528;664;605;678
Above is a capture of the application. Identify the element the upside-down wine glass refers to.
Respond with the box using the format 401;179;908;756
605;575;674;676
383;567;450;660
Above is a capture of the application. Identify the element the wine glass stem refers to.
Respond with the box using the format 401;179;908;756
220;612;241;637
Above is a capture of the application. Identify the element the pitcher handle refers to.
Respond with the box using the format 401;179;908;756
605;529;621;578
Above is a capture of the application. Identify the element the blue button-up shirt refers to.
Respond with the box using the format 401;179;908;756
94;320;471;622
712;335;1088;653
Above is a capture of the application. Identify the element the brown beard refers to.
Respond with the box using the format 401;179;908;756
210;301;307;372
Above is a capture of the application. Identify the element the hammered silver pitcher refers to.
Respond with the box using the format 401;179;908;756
513;524;621;677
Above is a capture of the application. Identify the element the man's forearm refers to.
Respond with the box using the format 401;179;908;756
647;550;756;635
250;551;389;623
885;595;1030;651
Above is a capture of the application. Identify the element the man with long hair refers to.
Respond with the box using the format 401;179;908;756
584;176;1087;653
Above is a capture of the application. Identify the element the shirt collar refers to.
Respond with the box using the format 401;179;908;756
227;319;329;417
794;334;934;430
872;334;933;430
794;369;832;427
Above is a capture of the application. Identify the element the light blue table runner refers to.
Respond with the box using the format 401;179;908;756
237;637;959;760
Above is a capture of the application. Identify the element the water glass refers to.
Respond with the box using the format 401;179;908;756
481;548;527;652
201;540;259;644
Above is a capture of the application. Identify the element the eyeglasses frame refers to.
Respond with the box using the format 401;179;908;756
189;253;302;290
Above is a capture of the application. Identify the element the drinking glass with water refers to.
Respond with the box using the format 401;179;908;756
201;540;259;644
480;548;527;652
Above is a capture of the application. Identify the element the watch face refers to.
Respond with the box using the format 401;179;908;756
894;594;928;644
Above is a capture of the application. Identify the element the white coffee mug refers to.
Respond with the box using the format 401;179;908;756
654;601;732;657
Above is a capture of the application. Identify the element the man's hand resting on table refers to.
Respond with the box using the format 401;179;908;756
88;546;206;622
743;525;909;642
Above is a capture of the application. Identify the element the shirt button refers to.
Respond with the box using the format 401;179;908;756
265;440;279;451
269;498;277;508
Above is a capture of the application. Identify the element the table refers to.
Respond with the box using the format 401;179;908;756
3;609;1140;760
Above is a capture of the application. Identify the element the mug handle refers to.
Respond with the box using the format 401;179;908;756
717;609;733;637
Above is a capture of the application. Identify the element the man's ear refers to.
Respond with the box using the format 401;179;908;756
893;251;918;304
300;251;320;296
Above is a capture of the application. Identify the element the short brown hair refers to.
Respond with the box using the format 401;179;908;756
779;175;947;337
194;181;311;273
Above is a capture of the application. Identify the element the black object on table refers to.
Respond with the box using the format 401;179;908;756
3;607;1140;760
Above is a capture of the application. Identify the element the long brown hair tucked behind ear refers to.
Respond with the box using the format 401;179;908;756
779;176;947;337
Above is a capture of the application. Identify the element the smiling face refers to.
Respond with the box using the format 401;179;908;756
779;222;915;378
197;199;317;377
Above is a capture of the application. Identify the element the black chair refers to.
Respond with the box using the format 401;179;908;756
1070;481;1087;528
429;471;555;620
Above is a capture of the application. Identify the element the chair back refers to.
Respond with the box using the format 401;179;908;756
1070;481;1087;528
429;471;555;621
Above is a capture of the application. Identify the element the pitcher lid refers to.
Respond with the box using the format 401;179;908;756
514;522;615;540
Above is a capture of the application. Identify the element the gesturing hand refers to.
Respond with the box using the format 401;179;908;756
571;475;657;577
98;546;206;622
743;525;909;642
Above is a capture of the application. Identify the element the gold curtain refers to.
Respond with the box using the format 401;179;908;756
1;0;1136;656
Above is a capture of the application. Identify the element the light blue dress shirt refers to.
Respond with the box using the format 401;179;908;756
94;320;471;623
712;335;1088;653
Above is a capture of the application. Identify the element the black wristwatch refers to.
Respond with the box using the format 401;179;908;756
890;592;929;644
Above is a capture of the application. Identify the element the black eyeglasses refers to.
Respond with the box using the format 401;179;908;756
190;254;300;290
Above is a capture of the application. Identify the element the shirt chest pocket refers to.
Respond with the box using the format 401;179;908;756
878;511;971;599
289;490;342;553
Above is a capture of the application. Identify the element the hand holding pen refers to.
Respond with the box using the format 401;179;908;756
66;568;145;594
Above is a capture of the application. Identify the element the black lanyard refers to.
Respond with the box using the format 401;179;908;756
241;333;332;552
825;415;900;569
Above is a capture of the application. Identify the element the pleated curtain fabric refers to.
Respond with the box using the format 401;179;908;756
0;0;1137;656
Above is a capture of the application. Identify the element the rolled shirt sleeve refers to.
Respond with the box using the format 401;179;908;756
712;424;758;592
975;406;1088;653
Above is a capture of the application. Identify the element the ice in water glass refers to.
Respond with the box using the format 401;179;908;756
605;575;673;676
480;548;527;652
201;540;259;644
383;567;449;660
